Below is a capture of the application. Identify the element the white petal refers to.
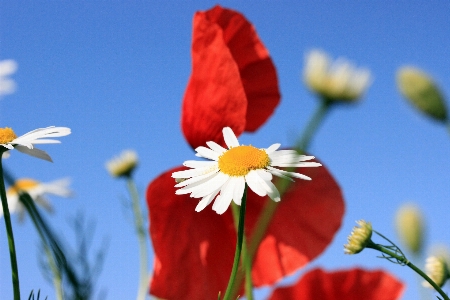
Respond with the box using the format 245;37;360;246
1;143;14;150
232;177;245;205
223;127;239;148
195;189;220;212
189;172;229;198
265;143;281;154
268;166;312;180
41;178;73;197
212;178;234;214
15;146;53;162
206;141;227;154
270;162;321;168
245;170;267;197
266;166;294;182
194;146;220;161
174;169;219;188
172;165;218;179
183;160;217;169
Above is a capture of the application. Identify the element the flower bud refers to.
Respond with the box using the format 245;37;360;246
422;256;450;288
397;67;447;122
106;150;138;178
395;203;424;254
344;220;373;254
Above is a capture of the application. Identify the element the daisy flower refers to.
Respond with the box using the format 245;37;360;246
1;177;73;221
304;49;371;102
172;127;322;214
106;149;138;178
0;126;71;162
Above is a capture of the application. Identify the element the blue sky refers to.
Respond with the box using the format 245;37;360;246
1;1;449;299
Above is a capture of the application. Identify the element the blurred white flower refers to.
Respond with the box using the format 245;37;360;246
0;59;18;96
344;220;373;254
304;49;371;102
395;203;424;254
0;126;71;162
1;178;73;221
106;149;138;178
422;255;449;288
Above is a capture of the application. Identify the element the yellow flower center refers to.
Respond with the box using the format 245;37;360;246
218;145;270;176
7;179;40;195
0;127;17;144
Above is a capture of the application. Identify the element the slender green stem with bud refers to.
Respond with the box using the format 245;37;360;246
366;231;450;300
0;151;21;300
222;186;248;300
126;177;149;300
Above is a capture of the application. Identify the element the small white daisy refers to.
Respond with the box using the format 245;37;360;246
1;177;73;221
0;126;71;162
304;49;371;102
172;127;322;214
105;149;138;178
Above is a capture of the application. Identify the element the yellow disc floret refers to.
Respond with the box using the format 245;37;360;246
218;145;270;176
7;179;40;195
0;127;17;144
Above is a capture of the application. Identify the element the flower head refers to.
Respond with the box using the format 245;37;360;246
395;203;424;254
304;50;371;103
172;127;321;214
422;256;450;288
106;149;138;178
1;177;73;221
0;59;18;97
0;126;71;162
397;66;447;122
344;220;373;254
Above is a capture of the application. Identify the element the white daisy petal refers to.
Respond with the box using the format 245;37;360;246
172;165;218;179
266;166;295;182
183;160;218;169
265;143;281;154
15;146;53;162
265;180;281;202
232;177;246;205
223;127;239;148
195;146;220;161
268;166;312;180
189;172;229;198
212;178;235;214
195;188;220;212
206;141;227;154
245;170;267;197
174;169;219;188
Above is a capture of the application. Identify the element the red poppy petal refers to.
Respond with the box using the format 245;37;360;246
204;5;281;132
182;5;280;149
146;160;343;299
249;160;345;286
269;268;405;300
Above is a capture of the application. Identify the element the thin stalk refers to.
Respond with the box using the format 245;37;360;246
0;154;21;300
126;177;149;300
367;241;450;300
231;203;253;300
222;187;248;300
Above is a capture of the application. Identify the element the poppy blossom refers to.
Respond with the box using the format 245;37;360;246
182;5;280;149
269;268;404;300
146;160;344;299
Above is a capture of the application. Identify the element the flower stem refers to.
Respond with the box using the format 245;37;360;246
231;203;253;300
223;186;248;300
367;241;450;300
0;154;21;300
126;177;149;300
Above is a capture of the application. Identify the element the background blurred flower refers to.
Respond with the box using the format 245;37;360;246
422;256;449;288
105;149;138;178
397;66;448;122
268;268;404;300
304;49;371;103
2;177;73;221
395;203;424;255
182;5;280;149
0;59;18;96
147;161;344;299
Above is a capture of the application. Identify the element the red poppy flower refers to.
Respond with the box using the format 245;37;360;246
146;161;344;299
182;5;281;149
269;268;404;300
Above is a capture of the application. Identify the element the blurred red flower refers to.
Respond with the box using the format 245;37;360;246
146;162;344;299
269;268;404;300
182;5;280;149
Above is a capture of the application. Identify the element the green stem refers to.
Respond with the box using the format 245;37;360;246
126;177;149;300
231;203;253;300
367;242;449;300
0;153;21;300
223;186;248;300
